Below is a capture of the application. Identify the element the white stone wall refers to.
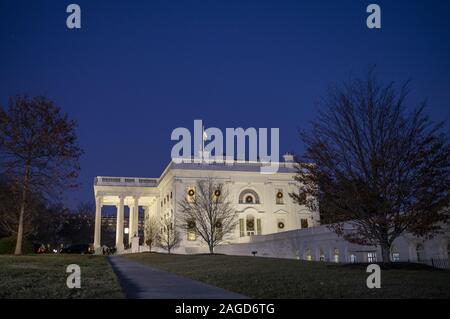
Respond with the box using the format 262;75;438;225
160;167;319;253
214;223;450;266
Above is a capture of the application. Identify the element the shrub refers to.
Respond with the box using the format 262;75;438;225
0;236;34;254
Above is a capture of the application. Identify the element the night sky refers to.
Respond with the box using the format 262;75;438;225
1;0;449;206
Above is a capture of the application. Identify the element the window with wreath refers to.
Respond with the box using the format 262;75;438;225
238;215;261;236
186;220;196;241
215;219;224;239
238;189;260;204
186;187;196;202
277;219;286;232
275;189;284;204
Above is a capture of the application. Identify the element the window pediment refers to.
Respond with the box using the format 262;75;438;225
273;209;288;214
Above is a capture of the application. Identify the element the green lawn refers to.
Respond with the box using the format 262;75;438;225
126;253;450;298
0;255;123;299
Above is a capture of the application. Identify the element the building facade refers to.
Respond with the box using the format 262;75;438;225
93;153;319;254
93;155;449;265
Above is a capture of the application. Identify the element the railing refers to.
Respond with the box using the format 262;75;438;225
414;258;450;269
94;176;158;187
172;156;295;168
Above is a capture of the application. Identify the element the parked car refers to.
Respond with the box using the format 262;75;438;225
60;244;93;254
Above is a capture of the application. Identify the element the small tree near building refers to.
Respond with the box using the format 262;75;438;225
178;178;238;254
157;215;181;254
144;215;159;252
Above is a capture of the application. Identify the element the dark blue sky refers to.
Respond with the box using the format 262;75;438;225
1;0;449;206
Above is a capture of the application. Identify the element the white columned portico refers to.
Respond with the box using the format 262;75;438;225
94;195;103;253
94;176;159;254
116;195;125;252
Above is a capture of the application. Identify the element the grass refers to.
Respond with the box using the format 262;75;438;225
0;254;124;298
125;253;450;298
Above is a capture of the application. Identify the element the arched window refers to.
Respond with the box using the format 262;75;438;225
238;189;260;204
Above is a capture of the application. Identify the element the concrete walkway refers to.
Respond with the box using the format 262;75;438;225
108;256;248;299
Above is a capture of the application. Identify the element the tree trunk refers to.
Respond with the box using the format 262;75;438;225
14;165;30;255
209;244;214;254
14;202;25;255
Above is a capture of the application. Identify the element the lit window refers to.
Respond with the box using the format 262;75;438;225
319;249;325;261
350;254;357;263
187;187;195;202
246;217;255;236
276;189;284;204
333;248;340;263
256;219;262;235
239;218;245;237
305;249;312;261
367;252;377;263
391;253;400;262
186;220;196;241
239;189;260;204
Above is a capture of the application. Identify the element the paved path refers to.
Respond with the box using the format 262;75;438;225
108;256;248;299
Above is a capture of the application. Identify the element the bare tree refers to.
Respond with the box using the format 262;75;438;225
0;96;82;254
157;215;181;254
144;214;159;252
178;178;238;254
290;70;450;262
0;177;39;237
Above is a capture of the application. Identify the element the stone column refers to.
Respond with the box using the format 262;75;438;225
128;203;134;244
133;196;140;237
116;195;125;252
94;195;103;253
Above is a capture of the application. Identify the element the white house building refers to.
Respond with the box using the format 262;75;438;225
93;153;320;254
93;154;450;266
